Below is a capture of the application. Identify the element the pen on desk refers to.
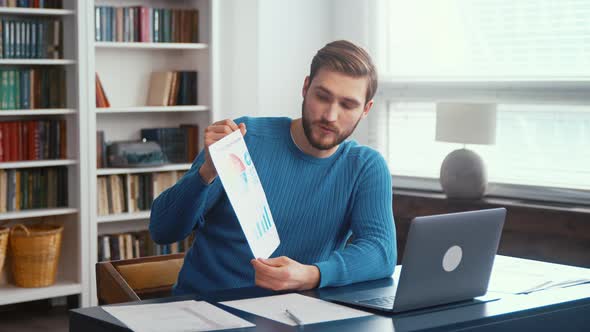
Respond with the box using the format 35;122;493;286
285;308;303;326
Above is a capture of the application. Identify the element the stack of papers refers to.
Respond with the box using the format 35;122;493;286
102;300;255;332
488;255;590;294
220;293;372;326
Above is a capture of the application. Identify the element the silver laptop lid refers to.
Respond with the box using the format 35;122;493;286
392;208;506;312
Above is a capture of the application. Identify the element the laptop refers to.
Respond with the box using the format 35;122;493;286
327;208;506;313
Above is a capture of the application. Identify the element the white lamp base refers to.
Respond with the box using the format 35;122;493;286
440;148;487;200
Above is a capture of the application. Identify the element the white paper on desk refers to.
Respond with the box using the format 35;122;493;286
220;293;372;326
208;130;280;259
487;255;590;294
101;300;255;332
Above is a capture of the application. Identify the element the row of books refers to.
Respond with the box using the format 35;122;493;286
146;71;198;106
0;119;66;162
95;6;199;43
98;230;195;262
128;171;186;213
97;171;186;216
0;166;68;212
97;174;125;215
0;18;62;59
0;68;66;109
0;0;62;8
141;125;199;163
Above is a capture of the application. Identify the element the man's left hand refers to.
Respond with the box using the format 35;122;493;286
251;256;320;291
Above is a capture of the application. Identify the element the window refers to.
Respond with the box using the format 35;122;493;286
380;0;590;78
372;0;590;203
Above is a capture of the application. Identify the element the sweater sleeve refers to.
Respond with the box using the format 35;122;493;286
149;149;222;244
313;154;397;287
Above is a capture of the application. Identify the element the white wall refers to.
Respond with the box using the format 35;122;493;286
216;0;376;145
257;0;333;118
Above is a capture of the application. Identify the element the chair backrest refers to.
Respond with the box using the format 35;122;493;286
96;253;185;305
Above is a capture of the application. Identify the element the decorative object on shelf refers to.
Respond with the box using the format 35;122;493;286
141;127;186;163
106;140;167;168
95;73;110;108
435;102;497;200
9;222;63;287
0;223;8;274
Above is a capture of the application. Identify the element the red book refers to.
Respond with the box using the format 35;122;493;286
0;123;4;162
27;121;36;160
8;122;16;161
59;119;66;159
16;122;23;161
140;7;150;42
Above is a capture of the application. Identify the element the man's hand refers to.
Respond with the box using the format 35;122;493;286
199;119;247;184
251;256;320;291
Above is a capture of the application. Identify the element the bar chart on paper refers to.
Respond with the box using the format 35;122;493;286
209;130;280;258
256;206;273;238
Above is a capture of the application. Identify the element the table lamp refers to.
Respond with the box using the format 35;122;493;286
435;102;497;199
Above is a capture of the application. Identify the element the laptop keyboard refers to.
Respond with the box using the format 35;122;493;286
357;295;396;307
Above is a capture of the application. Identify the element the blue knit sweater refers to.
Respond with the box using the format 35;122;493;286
149;117;396;295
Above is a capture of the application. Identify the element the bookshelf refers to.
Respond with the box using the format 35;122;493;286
86;0;216;306
0;2;91;307
0;0;219;309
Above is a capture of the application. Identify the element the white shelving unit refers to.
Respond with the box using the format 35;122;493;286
86;0;216;306
0;281;82;306
0;208;78;221
96;105;209;114
0;7;74;16
0;59;76;65
95;41;208;50
0;109;77;116
0;3;91;307
96;163;191;175
97;211;151;224
0;160;78;169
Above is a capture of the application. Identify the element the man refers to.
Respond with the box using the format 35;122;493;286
150;40;396;295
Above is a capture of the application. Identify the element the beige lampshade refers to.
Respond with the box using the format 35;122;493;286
435;102;497;145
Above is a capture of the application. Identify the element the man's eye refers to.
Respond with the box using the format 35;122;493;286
317;94;330;101
341;103;355;110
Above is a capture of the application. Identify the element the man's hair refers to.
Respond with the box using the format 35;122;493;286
309;40;378;104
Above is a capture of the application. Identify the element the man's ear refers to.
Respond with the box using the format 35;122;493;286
302;76;310;98
361;99;374;119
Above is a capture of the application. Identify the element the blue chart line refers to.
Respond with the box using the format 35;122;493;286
256;206;272;238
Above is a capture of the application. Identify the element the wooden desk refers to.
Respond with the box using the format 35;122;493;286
70;256;590;331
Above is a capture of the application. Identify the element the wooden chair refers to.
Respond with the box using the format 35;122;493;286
96;253;185;305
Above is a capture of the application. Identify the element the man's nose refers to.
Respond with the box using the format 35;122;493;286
322;103;339;122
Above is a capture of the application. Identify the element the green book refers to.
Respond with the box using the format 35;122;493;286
14;68;20;109
7;70;15;109
0;70;5;110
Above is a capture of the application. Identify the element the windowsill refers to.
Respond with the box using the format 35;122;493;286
393;188;590;215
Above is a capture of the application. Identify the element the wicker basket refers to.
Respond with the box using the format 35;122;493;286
9;224;63;288
0;227;8;274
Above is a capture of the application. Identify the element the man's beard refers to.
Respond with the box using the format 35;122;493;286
301;99;363;150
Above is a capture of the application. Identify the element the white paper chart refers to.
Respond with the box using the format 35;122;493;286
209;130;280;258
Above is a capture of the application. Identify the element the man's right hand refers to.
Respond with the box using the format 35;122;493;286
199;119;247;184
